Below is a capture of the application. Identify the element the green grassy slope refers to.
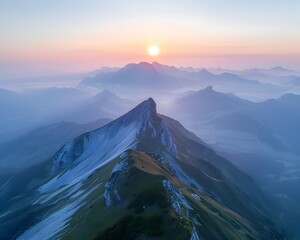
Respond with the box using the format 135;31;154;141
59;150;268;240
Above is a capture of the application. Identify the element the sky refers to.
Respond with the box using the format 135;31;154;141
0;0;300;79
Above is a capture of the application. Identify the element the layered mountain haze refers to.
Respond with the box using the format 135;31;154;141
0;87;134;144
80;62;290;101
1;62;299;239
59;89;135;124
81;62;162;90
0;87;91;144
168;86;300;182
0;88;40;143
0;99;285;240
0;118;112;169
169;86;300;159
166;86;300;236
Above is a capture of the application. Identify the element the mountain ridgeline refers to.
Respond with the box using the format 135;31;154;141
0;99;286;240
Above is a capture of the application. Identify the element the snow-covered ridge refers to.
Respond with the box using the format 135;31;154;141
121;97;157;126
40;98;177;193
132;98;177;156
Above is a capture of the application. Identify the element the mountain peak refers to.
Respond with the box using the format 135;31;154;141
99;89;116;97
129;97;157;118
123;62;153;70
197;69;214;77
204;86;213;92
118;98;158;129
151;61;161;66
119;62;160;83
196;86;215;95
147;97;156;107
91;89;119;102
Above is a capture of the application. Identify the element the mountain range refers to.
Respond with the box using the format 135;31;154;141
0;99;285;240
80;62;289;101
165;86;300;236
168;86;300;170
1;61;300;239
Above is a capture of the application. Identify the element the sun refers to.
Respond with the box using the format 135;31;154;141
148;45;160;56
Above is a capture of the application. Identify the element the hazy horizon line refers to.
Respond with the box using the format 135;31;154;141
1;60;299;82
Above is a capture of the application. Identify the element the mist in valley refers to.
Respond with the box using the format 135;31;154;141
1;62;300;239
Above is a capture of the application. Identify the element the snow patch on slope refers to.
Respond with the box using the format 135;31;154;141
163;153;204;191
40;98;178;194
162;179;192;215
39;121;137;193
160;123;177;157
52;141;77;171
190;227;201;240
191;193;201;201
104;159;128;207
162;179;202;240
17;199;83;240
34;182;82;205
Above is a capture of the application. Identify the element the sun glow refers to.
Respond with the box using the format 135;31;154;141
148;45;160;56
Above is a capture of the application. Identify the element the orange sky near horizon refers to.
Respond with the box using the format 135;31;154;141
1;0;300;79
